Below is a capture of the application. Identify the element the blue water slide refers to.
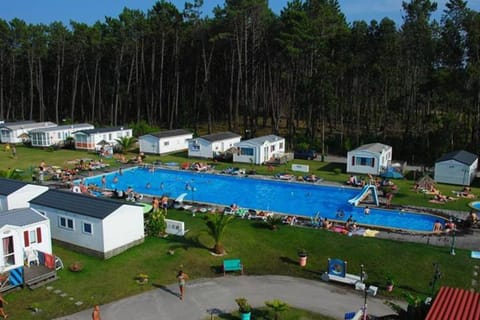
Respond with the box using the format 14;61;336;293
348;185;379;206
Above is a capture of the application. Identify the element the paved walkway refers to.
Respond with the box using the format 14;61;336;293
56;275;404;320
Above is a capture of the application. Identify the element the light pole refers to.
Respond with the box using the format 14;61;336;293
450;230;456;255
363;283;368;320
430;263;441;297
360;264;367;283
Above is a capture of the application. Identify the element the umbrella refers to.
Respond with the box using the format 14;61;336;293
381;168;403;179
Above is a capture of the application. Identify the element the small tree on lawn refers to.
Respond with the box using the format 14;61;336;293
265;299;289;320
204;213;234;254
265;215;283;230
115;136;137;154
146;209;167;237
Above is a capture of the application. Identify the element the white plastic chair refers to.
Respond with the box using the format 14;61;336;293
25;248;39;267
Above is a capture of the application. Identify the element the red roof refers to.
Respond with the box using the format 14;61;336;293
426;287;480;320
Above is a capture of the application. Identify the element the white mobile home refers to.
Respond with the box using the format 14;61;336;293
233;135;285;165
0;121;57;144
434;150;478;186
30;190;144;259
347;143;392;175
139;129;192;155
0;178;48;212
188;131;241;159
0;208;52;272
30;123;94;147
74;126;132;151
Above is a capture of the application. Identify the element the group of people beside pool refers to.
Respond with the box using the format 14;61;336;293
312;211;359;233
152;196;169;212
433;219;456;234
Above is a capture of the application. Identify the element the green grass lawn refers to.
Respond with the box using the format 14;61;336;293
0;145;478;319
6;211;477;319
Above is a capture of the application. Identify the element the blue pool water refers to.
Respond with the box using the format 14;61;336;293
81;167;443;232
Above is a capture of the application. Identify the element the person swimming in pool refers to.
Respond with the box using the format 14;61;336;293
336;209;344;218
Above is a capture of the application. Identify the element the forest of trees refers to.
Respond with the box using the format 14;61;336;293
1;0;480;164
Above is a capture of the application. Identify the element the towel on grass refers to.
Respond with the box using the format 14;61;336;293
363;229;379;237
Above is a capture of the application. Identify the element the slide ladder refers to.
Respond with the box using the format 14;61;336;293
348;184;379;207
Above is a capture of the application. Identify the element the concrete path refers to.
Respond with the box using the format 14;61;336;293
56;275;404;320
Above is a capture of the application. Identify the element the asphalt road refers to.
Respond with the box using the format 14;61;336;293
56;275;405;320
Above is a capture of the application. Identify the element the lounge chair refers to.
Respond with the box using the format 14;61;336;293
173;193;192;210
224;206;235;215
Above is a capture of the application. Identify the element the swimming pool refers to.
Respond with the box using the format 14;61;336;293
81;167;443;232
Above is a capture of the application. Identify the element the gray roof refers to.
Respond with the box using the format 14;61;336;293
75;126;130;135
29;123;93;133
353;143;391;153
144;129;192;139
0;178;28;195
436;150;477;166
30;189;124;220
199;131;241;142
0;208;47;227
239;134;283;146
0;120;36;128
0;121;56;130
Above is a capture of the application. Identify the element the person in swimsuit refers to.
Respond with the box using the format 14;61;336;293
177;270;189;300
92;305;101;320
433;220;443;234
0;294;8;318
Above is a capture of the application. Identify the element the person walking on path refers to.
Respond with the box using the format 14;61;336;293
92;305;100;320
0;294;8;319
176;270;189;300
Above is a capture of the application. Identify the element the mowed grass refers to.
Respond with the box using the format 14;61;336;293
5;211;476;319
0;145;478;319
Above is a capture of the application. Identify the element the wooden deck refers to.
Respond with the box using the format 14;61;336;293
24;264;57;289
0;264;57;292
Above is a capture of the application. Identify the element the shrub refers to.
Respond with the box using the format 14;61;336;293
265;215;283;230
235;297;252;313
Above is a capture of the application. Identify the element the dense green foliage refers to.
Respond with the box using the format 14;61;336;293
1;1;480;163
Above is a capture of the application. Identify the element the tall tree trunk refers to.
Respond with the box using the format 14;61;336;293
28;51;34;120
113;44;125;126
70;62;80;123
159;33;165;124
